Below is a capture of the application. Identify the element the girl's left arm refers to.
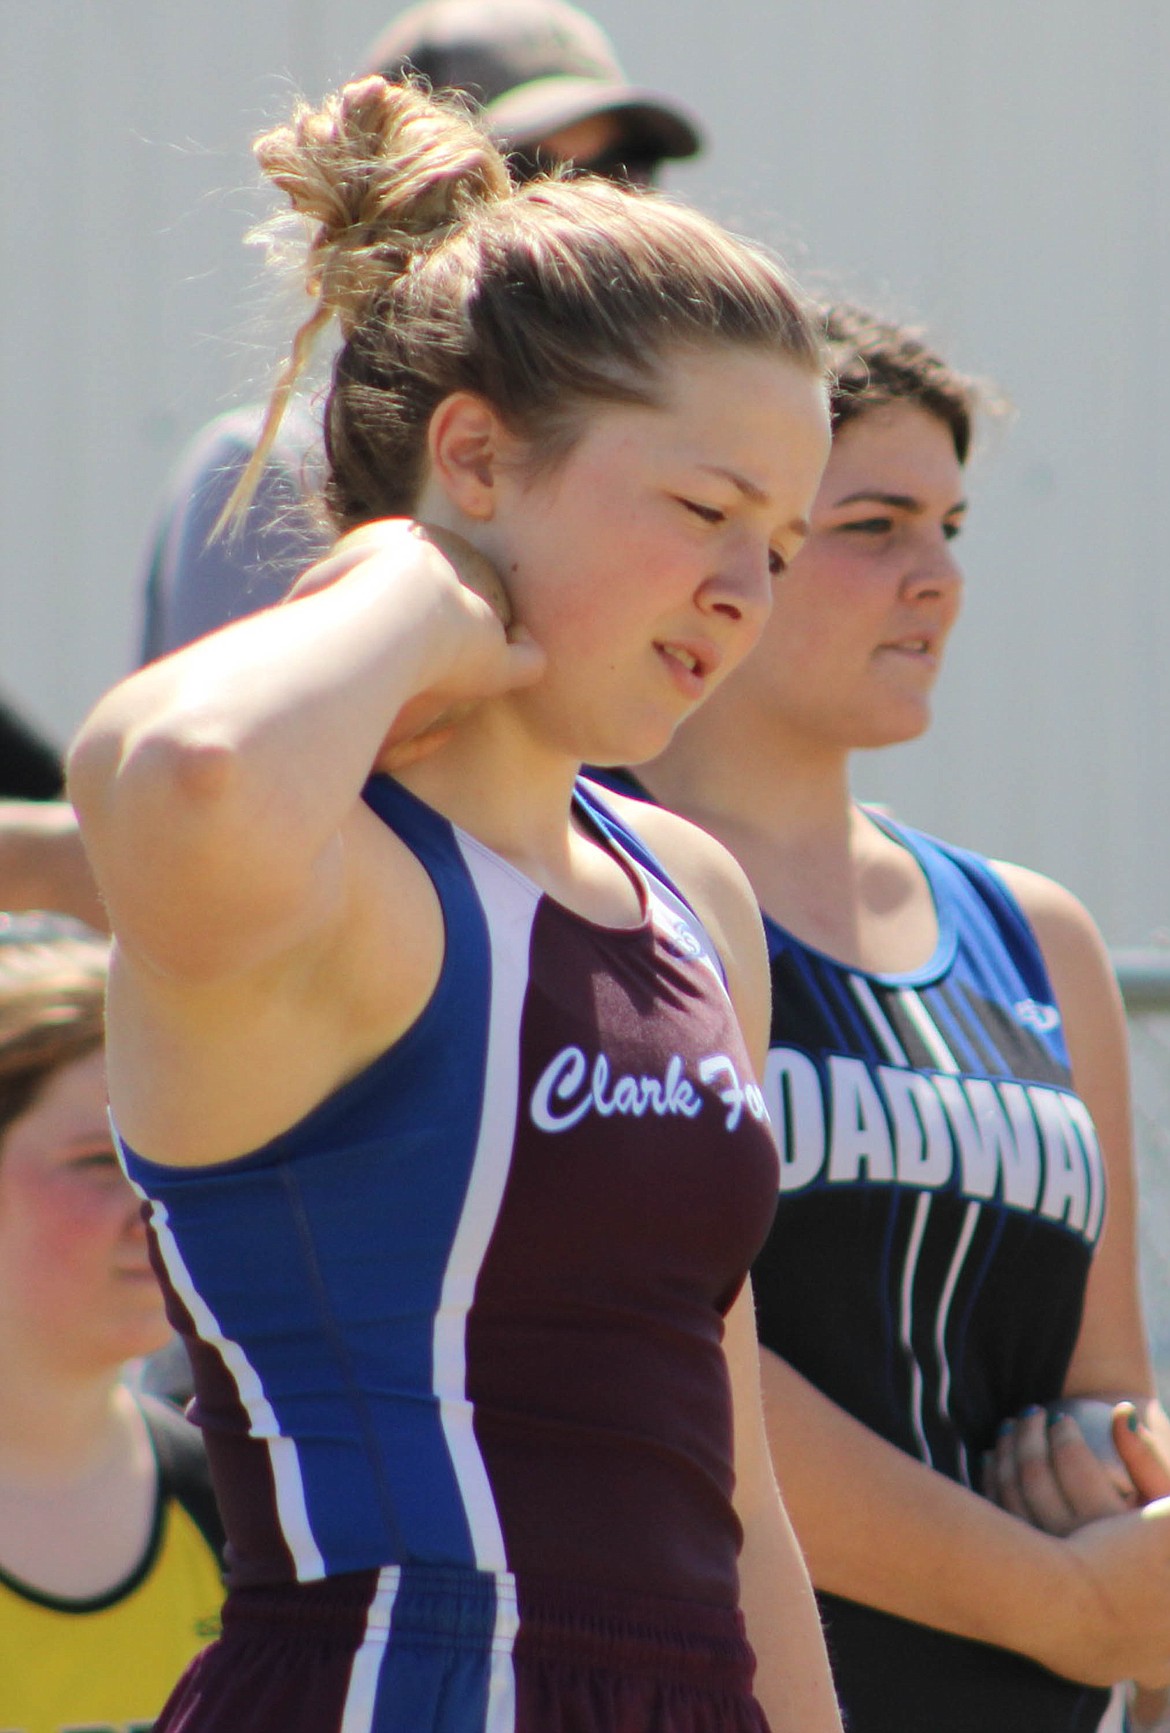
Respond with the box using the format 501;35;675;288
725;1280;844;1733
990;864;1170;1512
715;867;841;1732
990;865;1170;1720
994;863;1169;1444
625;799;842;1732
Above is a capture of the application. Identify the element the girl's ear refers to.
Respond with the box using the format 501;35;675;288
425;392;521;521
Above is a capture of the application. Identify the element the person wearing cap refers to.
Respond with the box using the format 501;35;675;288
138;0;703;663
367;0;700;184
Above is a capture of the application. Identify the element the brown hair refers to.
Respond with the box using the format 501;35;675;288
822;304;980;464
226;76;823;531
0;916;108;1141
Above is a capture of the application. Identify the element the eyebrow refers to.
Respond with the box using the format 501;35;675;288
832;489;968;515
698;463;768;504
697;465;811;537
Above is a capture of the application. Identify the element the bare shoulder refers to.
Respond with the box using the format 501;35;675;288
992;859;1129;1113
598;787;770;1057
991;860;1119;1006
105;798;446;1165
602;790;760;940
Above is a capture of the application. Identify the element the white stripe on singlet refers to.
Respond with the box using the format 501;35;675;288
430;837;536;1592
117;1143;327;1581
339;1565;401;1733
848;975;909;1064
847;983;985;1478
899;990;983;1483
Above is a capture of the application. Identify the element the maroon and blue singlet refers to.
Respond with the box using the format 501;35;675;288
116;775;782;1733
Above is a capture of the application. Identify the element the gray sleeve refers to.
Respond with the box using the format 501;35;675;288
138;404;334;665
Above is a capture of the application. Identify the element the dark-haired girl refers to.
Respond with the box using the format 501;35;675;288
626;305;1170;1732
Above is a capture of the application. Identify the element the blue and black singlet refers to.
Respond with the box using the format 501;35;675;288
752;815;1115;1733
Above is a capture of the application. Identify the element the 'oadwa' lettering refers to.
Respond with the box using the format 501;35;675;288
762;1046;1104;1244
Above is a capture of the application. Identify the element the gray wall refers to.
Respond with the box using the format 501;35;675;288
3;1;1168;943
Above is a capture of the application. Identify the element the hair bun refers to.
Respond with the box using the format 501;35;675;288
217;76;512;535
255;76;510;326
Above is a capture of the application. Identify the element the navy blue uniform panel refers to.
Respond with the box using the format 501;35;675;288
753;816;1112;1732
818;1595;1114;1733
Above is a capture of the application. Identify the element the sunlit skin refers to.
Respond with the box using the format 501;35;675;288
0;1045;172;1594
414;344;832;782
639;400;966;972
0;1047;170;1381
686;401;967;767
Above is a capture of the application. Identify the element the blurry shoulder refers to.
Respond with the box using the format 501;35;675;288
600;787;764;958
171;400;323;489
991;859;1119;1007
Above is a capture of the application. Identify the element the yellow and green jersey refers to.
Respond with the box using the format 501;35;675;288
0;1395;224;1733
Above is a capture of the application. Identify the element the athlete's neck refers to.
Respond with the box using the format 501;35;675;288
639;730;939;974
0;1359;134;1483
0;1378;157;1598
637;715;856;882
396;723;642;927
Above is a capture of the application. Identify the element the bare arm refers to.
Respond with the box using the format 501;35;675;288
717;859;842;1731
68;522;544;1165
992;863;1162;1420
759;1344;1144;1670
984;862;1170;1710
625;803;842;1729
986;863;1170;1522
727;1287;843;1733
69;521;541;983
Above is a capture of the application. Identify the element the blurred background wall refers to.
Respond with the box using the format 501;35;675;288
3;0;1168;945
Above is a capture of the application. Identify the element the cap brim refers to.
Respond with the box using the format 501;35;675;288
484;76;703;160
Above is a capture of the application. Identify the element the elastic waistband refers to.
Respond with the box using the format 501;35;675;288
222;1563;754;1686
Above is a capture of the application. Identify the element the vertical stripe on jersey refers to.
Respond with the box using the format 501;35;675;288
848;975;909;1065
340;1567;400;1733
433;836;537;1578
899;1192;933;1463
1099;1686;1128;1732
771;941;853;1052
903;989;984;1478
120;1164;326;1580
341;1565;514;1733
918;982;986;1075
935;1201;981;1485
898;990;960;1076
935;976;1011;1077
485;1578;521;1733
848;986;988;1473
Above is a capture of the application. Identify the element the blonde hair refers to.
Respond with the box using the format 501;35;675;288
226;75;823;531
0;915;108;1139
